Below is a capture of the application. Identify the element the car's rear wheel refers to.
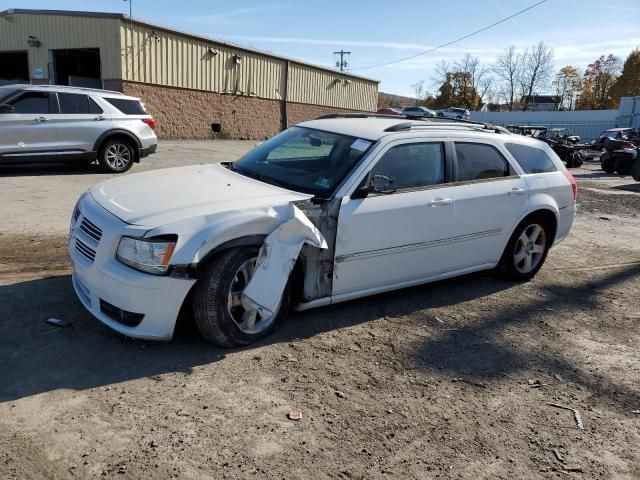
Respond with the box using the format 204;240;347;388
98;138;135;173
191;247;289;347
497;216;552;281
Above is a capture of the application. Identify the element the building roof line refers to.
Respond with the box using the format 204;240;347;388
0;8;380;84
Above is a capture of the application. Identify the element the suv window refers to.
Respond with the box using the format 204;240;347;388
505;143;557;174
455;142;510;181
104;98;147;115
9;91;52;114
58;93;92;114
372;142;445;190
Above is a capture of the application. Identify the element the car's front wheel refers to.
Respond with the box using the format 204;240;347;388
497;216;552;281
191;247;289;347
98;138;135;173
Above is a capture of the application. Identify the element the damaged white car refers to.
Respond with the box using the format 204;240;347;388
69;116;577;346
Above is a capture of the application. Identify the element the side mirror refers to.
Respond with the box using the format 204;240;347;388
0;103;15;113
369;173;396;194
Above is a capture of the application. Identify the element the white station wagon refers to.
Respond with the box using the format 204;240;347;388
69;116;577;347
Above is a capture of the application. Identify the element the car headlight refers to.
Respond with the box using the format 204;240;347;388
116;236;177;275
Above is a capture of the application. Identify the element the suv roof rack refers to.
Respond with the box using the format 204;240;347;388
314;112;503;134
24;84;124;96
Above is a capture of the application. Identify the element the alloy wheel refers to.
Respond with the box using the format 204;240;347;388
513;223;546;274
105;143;132;170
226;257;277;334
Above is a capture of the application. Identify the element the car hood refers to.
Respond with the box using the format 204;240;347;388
90;164;311;227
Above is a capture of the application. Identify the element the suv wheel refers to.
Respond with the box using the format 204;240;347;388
192;247;289;347
98;138;135;173
497;216;551;281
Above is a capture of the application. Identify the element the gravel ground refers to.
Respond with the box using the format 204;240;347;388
0;151;639;479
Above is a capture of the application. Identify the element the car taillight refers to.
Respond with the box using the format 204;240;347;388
562;170;577;202
142;117;155;130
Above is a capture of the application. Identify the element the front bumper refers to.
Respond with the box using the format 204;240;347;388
69;194;195;340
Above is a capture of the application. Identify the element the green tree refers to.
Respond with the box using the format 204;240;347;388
609;49;640;104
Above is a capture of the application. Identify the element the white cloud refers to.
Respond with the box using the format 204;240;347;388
186;4;290;25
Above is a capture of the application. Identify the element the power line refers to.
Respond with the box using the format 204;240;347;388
350;0;547;71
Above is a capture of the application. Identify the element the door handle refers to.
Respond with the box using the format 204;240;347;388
35;116;48;122
428;198;453;207
508;187;526;196
94;115;105;121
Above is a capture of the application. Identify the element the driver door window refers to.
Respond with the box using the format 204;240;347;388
9;91;53;114
371;142;445;191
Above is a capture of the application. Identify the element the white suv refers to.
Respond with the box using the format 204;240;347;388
69;116;577;346
437;107;471;120
0;84;157;172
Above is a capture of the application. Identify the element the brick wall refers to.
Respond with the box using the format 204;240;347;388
122;82;282;140
121;81;369;140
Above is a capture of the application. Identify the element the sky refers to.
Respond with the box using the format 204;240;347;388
7;0;640;97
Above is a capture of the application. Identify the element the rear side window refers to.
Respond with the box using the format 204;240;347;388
58;93;91;114
104;98;147;115
9;91;52;114
372;142;445;190
505;143;557;174
455;143;510;181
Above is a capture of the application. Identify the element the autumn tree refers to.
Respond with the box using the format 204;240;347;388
553;66;582;110
520;42;554;111
576;54;622;109
431;54;489;110
609;49;640;104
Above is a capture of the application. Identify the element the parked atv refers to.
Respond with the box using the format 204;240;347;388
601;137;638;175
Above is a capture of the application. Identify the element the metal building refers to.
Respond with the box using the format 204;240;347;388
0;8;379;139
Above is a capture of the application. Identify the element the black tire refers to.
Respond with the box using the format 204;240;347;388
497;215;552;281
191;247;289;347
98;138;135;173
614;156;633;175
632;159;640;182
456;115;462;119
437;112;444;117
601;154;615;173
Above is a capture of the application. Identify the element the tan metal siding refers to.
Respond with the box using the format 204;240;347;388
121;23;286;101
287;63;377;111
0;13;121;80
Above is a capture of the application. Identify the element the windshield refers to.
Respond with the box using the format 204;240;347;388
233;126;374;197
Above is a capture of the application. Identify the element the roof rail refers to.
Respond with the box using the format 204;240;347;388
25;84;124;95
315;112;503;133
316;112;403;120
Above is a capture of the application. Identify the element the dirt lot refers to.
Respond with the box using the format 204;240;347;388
1;148;639;480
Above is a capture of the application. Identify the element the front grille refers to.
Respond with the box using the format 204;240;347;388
80;218;102;242
75;238;97;262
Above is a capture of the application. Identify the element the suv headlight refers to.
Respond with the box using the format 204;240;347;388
116;236;177;275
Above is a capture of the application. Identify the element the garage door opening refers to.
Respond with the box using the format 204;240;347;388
52;48;102;88
0;51;29;84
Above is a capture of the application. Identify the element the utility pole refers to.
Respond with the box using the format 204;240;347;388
333;50;351;71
